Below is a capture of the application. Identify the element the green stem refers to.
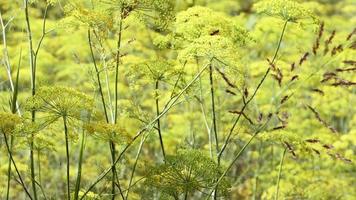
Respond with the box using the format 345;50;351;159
125;136;146;200
155;80;166;160
209;63;219;157
275;148;287;200
74;129;86;200
209;63;219;200
63;116;71;200
206;120;271;200
6;136;13;200
111;8;125;200
24;0;38;198
3;132;33;200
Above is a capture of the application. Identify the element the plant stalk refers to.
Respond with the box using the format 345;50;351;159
63;116;71;200
275;148;287;200
155;80;166;160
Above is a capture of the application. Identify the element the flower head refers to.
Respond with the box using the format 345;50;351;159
145;149;230;198
0;112;21;135
85;121;131;144
26;86;94;121
254;0;318;23
174;6;250;46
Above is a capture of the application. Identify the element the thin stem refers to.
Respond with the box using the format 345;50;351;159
36;150;48;200
74;129;86;200
88;29;109;123
3;132;33;200
111;8;125;200
217;20;288;160
114;10;123;124
275;148;287;200
0;11;15;93
63;116;71;200
206;120;271;199
196;59;213;158
24;0;38;198
6;136;13;200
80;62;210;200
209;63;219;200
209;63;219;157
155;80;166;160
125;135;146;200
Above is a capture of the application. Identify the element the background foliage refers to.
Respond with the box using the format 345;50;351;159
0;0;355;199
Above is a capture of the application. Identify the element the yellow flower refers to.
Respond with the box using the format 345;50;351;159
0;112;21;135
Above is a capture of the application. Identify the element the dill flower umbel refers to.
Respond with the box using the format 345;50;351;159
85;121;131;144
254;0;317;23
174;6;250;45
25;86;94;121
145;149;230;198
0;112;21;135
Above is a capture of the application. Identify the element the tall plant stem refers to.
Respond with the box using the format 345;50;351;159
6;138;12;200
209;63;219;157
111;9;125;200
63;116;71;200
74;129;86;200
275;148;287;200
209;63;220;200
24;1;38;199
125;135;146;200
3;133;33;200
155;80;166;160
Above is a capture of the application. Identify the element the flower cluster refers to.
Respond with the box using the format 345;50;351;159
145;149;230;198
0;112;21;135
174;6;250;46
64;3;114;34
254;0;317;23
85;121;131;144
25;86;94;121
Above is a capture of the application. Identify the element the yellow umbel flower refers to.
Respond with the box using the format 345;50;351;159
0;112;21;135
